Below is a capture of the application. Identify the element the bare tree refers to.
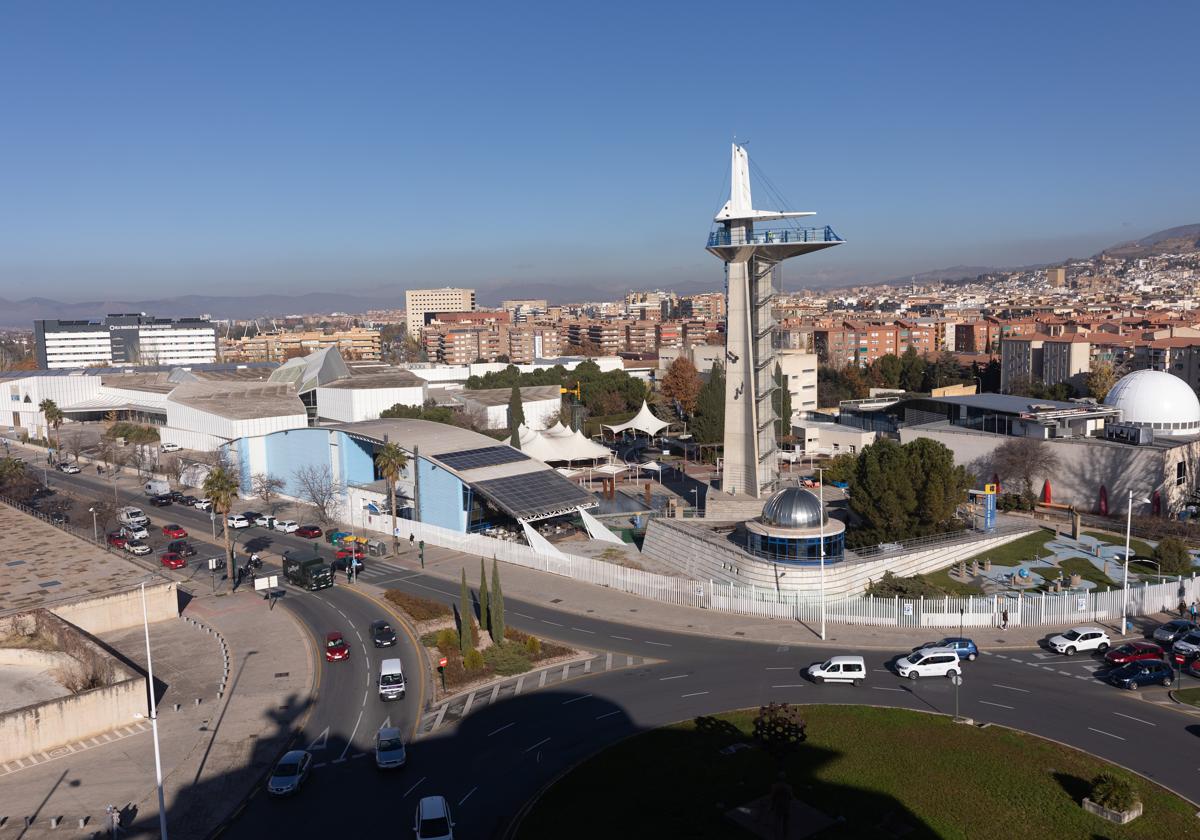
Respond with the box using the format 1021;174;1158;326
160;454;187;485
131;446;155;479
91;500;118;533
292;464;342;523
252;472;286;515
990;437;1062;503
64;430;85;463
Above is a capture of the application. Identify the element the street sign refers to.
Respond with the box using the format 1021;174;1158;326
1076;595;1087;612
254;575;279;592
902;603;913;617
949;674;962;686
438;656;448;668
207;557;222;571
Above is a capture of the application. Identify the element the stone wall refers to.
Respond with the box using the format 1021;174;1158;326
50;581;179;635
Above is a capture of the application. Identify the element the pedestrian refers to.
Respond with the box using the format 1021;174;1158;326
1192;601;1198;622
1001;609;1009;631
1181;599;1189;619
409;533;415;547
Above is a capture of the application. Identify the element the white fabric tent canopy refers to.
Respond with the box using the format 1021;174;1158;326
517;424;613;464
601;401;669;437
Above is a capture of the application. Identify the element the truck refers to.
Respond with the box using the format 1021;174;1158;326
282;553;334;591
117;506;150;527
143;478;170;497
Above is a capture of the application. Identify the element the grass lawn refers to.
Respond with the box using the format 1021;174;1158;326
519;706;1196;839
1174;687;1200;708
962;529;1056;566
1083;529;1155;559
1032;557;1118;590
920;565;985;595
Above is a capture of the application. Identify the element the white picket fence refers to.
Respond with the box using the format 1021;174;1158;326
386;518;1199;629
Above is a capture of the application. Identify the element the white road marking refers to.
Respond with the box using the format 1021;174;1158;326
1113;712;1155;726
764;666;792;671
525;737;551;753
1057;670;1074;676
680;691;709;698
562;694;593;705
338;710;364;761
872;687;905;692
978;700;1014;710
872;669;891;673
992;684;1030;693
595;710;621;720
771;684;805;689
542;620;563;627
404;777;426;797
1088;727;1126;741
488;722;515;737
571;627;596;634
644;641;671;647
658;674;688;681
513;611;534;619
306;727;329;751
379;717;391;731
610;635;633;641
459;787;477;806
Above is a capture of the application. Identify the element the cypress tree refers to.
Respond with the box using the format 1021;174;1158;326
490;557;505;644
458;568;473;657
479;557;490;638
508;385;525;447
773;362;792;440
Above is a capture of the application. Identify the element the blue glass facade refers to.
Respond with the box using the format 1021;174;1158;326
747;531;845;565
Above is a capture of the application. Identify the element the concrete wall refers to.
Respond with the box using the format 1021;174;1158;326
418;456;467;531
51;581;179;635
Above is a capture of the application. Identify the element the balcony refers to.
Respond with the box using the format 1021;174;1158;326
707;225;842;248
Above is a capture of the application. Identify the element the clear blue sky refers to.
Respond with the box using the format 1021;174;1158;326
1;1;1197;302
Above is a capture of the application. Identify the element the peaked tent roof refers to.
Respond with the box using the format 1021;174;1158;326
601;401;669;436
516;424;613;464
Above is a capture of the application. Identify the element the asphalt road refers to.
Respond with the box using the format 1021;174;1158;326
30;459;1200;839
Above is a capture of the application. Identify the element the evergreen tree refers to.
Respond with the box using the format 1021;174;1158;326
691;362;726;445
899;346;926;391
490;558;505;644
773;362;793;440
508;385;525;447
458;568;473;657
478;557;490;638
872;354;903;389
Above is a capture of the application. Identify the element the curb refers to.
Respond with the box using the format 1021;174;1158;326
426;650;600;714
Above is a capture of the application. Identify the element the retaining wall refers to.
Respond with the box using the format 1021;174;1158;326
50;581;179;635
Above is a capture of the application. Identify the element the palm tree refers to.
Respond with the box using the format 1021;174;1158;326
39;399;63;455
203;466;241;567
374;443;408;552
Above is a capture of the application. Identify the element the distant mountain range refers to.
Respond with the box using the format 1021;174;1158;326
2;224;1195;327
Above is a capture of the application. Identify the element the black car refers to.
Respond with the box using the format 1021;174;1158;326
49;511;69;524
31;486;55;500
241;511;262;523
149;494;173;507
168;490;187;503
167;540;197;557
180;495;198;507
371;620;397;647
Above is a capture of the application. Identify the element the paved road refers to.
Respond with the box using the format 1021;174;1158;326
33;463;1200;838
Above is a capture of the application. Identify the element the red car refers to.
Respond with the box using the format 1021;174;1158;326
162;524;188;539
325;632;350;662
335;546;365;561
160;552;186;570
106;531;127;548
1104;641;1165;666
296;525;323;539
1185;659;1200;679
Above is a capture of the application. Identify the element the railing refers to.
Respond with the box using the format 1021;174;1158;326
708;225;842;247
847;523;1029;562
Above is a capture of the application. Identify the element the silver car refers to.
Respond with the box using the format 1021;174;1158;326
267;750;311;796
375;727;407;769
1172;631;1200;661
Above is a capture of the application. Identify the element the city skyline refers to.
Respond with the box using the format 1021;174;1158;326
2;2;1198;301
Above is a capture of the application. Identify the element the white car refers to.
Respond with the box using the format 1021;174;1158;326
225;514;250;529
414;796;454;840
123;540;152;556
1048;626;1111;656
1171;630;1200;661
194;498;213;511
896;647;962;680
56;462;81;474
160;442;181;452
120;524;149;540
806;655;866;686
275;520;299;533
254;514;275;528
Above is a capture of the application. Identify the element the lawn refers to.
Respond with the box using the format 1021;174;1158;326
962;529;1056;566
1083;529;1155;559
519;706;1197;840
1032;557;1118;590
920;565;985;596
1174;687;1200;708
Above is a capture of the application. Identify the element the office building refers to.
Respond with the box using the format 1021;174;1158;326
404;288;476;336
35;314;217;369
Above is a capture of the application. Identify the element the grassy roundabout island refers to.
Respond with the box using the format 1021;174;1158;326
518;706;1196;839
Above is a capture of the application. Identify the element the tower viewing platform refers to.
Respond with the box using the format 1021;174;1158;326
707;224;843;248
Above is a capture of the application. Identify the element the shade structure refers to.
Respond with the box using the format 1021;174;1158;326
601;401;669;437
516;424;612;464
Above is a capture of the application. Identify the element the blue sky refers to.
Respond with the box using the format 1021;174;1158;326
1;1;1197;302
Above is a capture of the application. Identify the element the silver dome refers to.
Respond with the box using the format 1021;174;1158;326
760;487;825;529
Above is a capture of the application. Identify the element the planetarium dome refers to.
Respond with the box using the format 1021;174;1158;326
1103;369;1200;437
761;487;826;529
745;486;845;564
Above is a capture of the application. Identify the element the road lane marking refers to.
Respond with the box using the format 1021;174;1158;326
488;722;515;737
542;620;563;627
645;641;671;647
525;737;551;753
562;694;593;705
871;687;905;692
459;787;477;806
681;691;709;698
1113;712;1155;726
658;674;688;681
610;635;633;641
314;762;327;768
595;710;621;720
771;684;805;689
991;684;1030;693
404;777;426;797
872;669;891;673
978;700;1014;710
764;667;792;671
570;627;596;634
338;710;364;761
513;611;533;619
1088;727;1126;741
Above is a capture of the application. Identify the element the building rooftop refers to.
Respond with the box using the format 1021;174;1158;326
168;382;306;420
456;385;563;407
321;370;424;389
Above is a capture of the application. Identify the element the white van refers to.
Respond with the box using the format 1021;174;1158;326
806;655;866;685
143;479;170;496
118;506;150;527
896;647;962;680
379;658;406;701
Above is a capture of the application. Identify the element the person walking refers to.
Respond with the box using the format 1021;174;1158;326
1180;599;1188;619
1191;601;1198;622
1001;609;1009;631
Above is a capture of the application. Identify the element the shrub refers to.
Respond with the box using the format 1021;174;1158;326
384;590;451;621
463;648;485;670
435;628;460;654
1091;773;1139;811
864;571;944;598
484;642;532;676
524;636;542;656
1155;536;1194;576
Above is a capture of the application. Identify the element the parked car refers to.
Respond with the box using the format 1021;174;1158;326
325;632;351;662
106;531;127;548
1108;659;1175;690
1185;658;1200;679
296;525;323;539
179;495;198;507
335;546;365;561
1048;626;1110;656
225;514;250;529
254;514;275;528
120;524;149;541
919;637;978;661
414;796;454;840
1104;641;1165;666
371;620;397;647
48;511;69;524
1153;619;1198;645
124;540;152;556
806;655;866;685
896;647;963;680
160;552;186;570
55;462;81;474
168;490;187;503
266;750;311;796
275;520;299;533
375;726;407;770
149;494;173;507
167;539;197;557
161;442;181;452
162;524;188;539
1171;631;1200;664
241;511;262;524
194;498;213;511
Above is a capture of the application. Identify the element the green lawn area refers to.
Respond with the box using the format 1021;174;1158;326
519;705;1195;839
1032;557;1118;590
921;565;985;595
962;529;1056;566
1083;529;1155;558
1174;687;1200;708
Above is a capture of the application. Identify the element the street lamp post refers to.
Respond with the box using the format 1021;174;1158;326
818;466;826;640
89;506;98;542
139;582;169;840
1122;490;1153;635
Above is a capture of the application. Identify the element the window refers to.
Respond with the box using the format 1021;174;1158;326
1178;461;1187;487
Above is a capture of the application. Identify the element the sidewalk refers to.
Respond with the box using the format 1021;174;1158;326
0;587;313;839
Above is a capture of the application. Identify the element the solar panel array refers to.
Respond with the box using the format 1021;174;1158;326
438;446;529;472
474;472;595;520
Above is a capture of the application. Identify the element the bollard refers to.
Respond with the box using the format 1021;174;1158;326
50;816;60;828
79;817;88;828
173;703;180;712
195;697;202;706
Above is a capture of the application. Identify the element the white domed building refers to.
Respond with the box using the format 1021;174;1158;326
744;487;846;563
1104;369;1200;437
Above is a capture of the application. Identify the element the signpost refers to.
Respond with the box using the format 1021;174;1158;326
438;656;447;691
254;575;281;609
207;556;222;594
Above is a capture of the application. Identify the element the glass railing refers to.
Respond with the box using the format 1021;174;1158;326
708;225;842;247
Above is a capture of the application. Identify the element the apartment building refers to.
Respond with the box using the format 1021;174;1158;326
776;350;819;416
656;322;683;348
587;321;626;355
404;288;476;335
35;315;217;369
225;327;382;362
1041;336;1091;389
424;310;510;328
625;320;658;354
682;292;726;321
999;335;1046;392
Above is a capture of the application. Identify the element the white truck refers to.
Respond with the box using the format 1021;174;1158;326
143;478;170;497
117;506;150;528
